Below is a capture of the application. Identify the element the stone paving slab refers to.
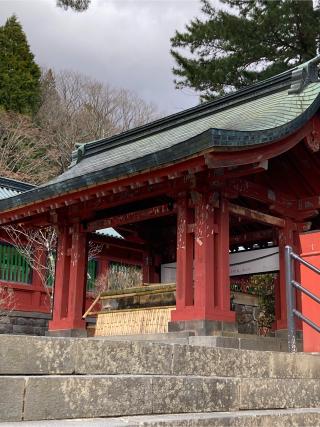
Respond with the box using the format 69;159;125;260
3;409;320;426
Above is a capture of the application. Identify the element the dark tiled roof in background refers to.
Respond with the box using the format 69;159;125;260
1;57;320;213
0;177;35;200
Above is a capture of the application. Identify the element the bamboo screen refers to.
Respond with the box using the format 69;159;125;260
95;306;174;336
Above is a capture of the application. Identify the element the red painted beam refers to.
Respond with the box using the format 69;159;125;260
86;203;176;232
88;232;145;252
226;178;296;210
0;157;205;225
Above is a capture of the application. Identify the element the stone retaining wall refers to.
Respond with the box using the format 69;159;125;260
0;311;49;336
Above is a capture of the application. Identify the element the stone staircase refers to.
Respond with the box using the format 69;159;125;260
1;334;320;425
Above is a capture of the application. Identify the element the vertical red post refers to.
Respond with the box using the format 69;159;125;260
66;222;88;330
31;248;49;310
215;198;232;314
49;224;71;327
193;191;215;316
276;219;294;331
171;194;194;320
142;249;152;284
48;222;88;336
171;192;235;326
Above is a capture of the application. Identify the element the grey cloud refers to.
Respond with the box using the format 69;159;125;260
0;0;206;113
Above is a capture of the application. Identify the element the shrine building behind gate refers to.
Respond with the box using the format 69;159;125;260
1;57;320;338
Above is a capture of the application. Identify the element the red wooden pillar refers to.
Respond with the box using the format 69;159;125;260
48;222;88;336
66;222;88;330
276;219;295;331
142;251;152;283
143;250;159;283
193;191;215;316
171;195;194;320
49;224;71;326
215;198;233;315
193;193;234;321
31;248;49;310
171;193;235;326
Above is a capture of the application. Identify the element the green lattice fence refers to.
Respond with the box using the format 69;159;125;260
87;259;98;291
0;243;32;284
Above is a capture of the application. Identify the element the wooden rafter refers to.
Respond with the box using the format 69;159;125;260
228;203;285;228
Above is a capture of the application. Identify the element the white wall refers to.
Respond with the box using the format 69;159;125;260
161;247;279;283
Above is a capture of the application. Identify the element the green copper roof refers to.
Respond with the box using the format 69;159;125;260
51;81;320;185
1;57;320;213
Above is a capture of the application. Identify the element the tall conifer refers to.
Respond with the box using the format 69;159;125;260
0;15;41;114
171;0;320;100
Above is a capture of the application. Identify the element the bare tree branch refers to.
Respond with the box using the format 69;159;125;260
1;224;103;310
1;225;57;308
37;69;162;174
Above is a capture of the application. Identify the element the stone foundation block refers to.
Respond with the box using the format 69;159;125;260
0;323;13;334
169;319;237;335
0;377;25;421
12;324;34;335
32;326;46;336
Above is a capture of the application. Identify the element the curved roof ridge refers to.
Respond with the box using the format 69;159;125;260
71;64;292;165
72;56;320;166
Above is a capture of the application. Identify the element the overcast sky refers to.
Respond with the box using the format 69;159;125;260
0;0;210;114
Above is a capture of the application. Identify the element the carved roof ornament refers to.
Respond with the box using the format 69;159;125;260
288;56;320;95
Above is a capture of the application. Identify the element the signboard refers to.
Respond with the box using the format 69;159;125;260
161;246;279;283
230;247;279;276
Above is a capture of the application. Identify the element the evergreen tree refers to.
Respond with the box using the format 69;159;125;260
56;0;90;12
0;15;41;114
171;0;320;100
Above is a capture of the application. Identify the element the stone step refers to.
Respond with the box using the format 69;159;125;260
3;375;320;421
188;334;303;352
4;409;320;427
91;331;192;344
0;335;319;379
91;330;302;352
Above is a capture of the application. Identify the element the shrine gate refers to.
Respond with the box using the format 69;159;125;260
1;57;320;340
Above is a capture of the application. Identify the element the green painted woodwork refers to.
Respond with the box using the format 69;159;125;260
0;243;98;289
0;243;32;284
46;257;97;291
86;259;97;291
